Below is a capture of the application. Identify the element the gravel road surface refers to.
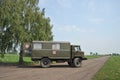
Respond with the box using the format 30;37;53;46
0;56;109;80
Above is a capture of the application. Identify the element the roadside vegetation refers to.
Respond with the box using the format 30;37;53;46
0;54;103;66
85;55;102;59
0;53;32;65
92;56;120;80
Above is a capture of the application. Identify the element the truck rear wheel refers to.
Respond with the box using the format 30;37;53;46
40;58;51;68
73;58;82;67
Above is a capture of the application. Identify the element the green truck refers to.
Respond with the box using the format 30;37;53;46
25;41;87;68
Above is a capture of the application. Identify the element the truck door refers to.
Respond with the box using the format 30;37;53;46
71;45;81;58
71;46;75;58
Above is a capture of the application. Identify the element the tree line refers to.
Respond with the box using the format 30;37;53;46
0;0;53;64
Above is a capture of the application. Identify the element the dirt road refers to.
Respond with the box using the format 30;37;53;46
0;56;109;80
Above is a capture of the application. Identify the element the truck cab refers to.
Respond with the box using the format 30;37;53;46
71;45;84;59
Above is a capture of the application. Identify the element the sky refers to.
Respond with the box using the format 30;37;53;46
38;0;120;55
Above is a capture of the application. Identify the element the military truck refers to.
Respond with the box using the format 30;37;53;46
25;41;86;68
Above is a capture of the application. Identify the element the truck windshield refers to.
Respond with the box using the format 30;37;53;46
74;46;80;51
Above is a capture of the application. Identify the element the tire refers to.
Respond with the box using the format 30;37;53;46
40;58;51;68
73;58;82;67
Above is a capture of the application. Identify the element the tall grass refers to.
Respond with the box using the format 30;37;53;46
93;56;120;80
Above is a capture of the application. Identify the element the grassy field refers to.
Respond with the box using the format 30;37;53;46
0;54;103;66
92;56;120;80
0;54;102;63
0;54;32;65
85;55;102;59
0;54;100;62
0;54;102;65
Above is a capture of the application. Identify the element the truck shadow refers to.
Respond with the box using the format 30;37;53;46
17;65;72;68
0;62;18;67
51;65;70;68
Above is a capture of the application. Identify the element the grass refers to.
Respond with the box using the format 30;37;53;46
85;55;102;59
0;54;19;63
92;56;120;80
0;54;101;62
0;54;101;63
0;54;32;65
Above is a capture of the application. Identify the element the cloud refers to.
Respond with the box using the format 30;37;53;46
89;18;105;24
82;0;96;12
56;25;80;32
53;25;95;33
56;0;73;8
39;0;47;5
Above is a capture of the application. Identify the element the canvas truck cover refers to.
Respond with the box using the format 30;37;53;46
31;41;71;59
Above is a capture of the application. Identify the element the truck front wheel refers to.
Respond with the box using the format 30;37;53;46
73;58;82;67
40;58;51;68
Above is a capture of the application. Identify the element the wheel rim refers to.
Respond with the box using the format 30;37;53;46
76;61;80;65
43;60;49;65
41;58;51;68
76;59;80;64
74;58;82;67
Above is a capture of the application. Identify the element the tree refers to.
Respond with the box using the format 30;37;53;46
95;52;98;55
0;0;53;64
90;52;93;55
0;0;13;57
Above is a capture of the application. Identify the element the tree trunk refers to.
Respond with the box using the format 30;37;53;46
1;53;5;58
1;50;5;58
19;44;24;65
